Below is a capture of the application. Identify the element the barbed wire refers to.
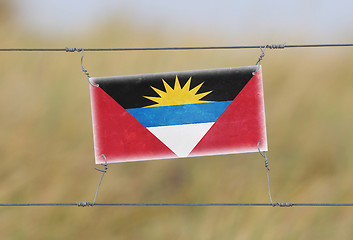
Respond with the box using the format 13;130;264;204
1;42;353;208
0;202;353;207
0;43;352;52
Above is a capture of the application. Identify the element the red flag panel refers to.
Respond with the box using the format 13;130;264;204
90;86;176;164
190;69;267;156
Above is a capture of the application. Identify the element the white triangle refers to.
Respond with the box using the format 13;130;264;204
147;122;214;158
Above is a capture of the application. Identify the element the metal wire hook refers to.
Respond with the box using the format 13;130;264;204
81;49;99;87
257;142;274;206
95;154;108;173
252;45;267;75
255;45;267;65
257;142;267;161
92;154;108;206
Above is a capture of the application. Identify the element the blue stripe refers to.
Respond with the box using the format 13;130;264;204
127;101;231;128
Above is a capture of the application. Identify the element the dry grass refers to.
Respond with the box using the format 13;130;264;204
1;17;353;240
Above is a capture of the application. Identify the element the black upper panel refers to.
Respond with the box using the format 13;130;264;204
92;66;258;109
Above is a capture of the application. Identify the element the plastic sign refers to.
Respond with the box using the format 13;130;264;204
90;66;267;163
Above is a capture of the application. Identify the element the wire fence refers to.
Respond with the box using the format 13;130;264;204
1;202;353;207
0;43;353;52
1;42;353;207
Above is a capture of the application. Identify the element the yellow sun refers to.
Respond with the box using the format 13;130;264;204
144;76;212;107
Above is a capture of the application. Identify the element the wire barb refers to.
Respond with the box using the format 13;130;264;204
65;47;82;53
266;43;286;49
276;202;294;207
76;202;93;207
254;43;285;67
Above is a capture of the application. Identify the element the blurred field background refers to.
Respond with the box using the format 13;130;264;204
1;0;353;239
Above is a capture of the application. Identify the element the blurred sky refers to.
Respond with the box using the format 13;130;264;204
10;0;353;43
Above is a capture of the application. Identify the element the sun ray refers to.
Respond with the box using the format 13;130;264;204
162;79;173;93
150;86;166;97
174;76;182;91
143;76;213;107
182;77;191;92
195;90;213;100
189;81;204;95
143;96;163;104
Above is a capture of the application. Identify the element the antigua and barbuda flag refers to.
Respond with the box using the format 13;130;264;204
90;66;267;164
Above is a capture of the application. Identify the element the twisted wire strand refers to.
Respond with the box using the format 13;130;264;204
80;49;99;87
0;43;353;52
92;154;108;206
0;202;353;207
257;142;273;205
